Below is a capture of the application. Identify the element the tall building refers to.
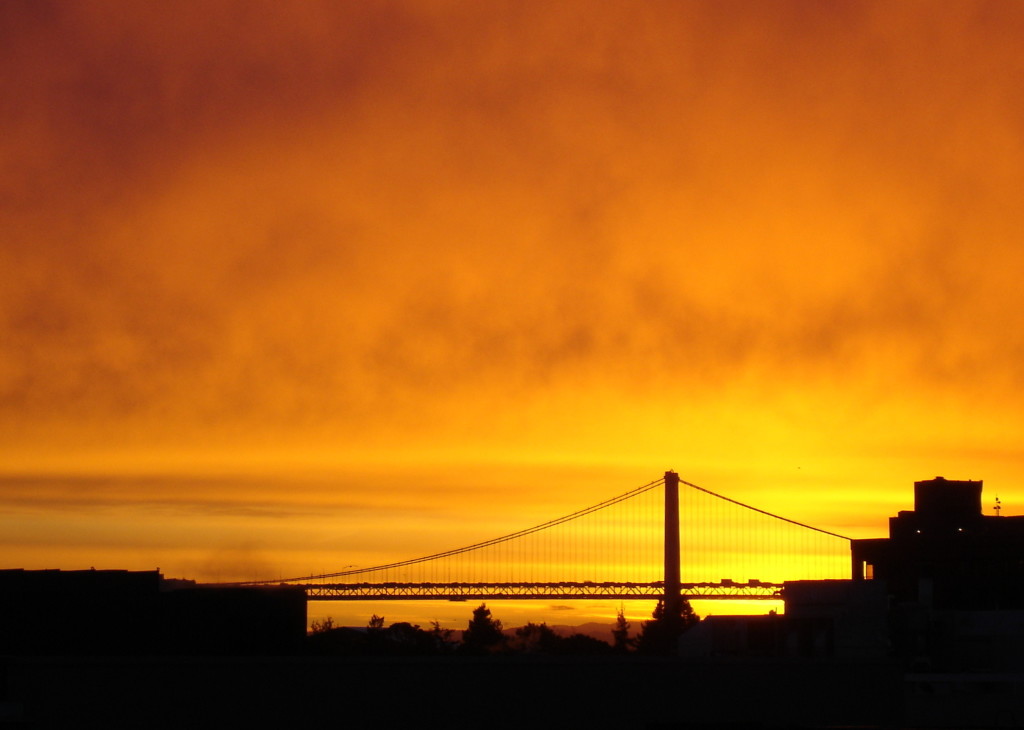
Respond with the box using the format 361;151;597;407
852;476;1024;610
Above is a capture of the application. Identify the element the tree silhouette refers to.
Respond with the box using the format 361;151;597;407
309;616;335;634
558;632;614;655
307;617;449;656
510;621;561;653
430;620;456;654
365;613;387;651
460;603;505;654
611;607;631;652
634;599;699;655
305;621;369;656
383;621;437;655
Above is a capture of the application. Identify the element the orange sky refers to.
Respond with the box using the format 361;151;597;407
4;1;1024;628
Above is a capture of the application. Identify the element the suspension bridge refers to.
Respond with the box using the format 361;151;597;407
236;472;852;611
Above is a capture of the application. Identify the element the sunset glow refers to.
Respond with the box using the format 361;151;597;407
4;1;1024;628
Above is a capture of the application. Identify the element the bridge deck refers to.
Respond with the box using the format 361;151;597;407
298;580;783;600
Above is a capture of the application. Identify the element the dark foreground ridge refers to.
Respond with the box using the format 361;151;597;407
4;654;903;730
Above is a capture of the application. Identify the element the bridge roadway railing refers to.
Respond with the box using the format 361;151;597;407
298;580;783;601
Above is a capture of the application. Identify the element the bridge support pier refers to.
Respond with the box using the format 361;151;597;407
664;470;682;619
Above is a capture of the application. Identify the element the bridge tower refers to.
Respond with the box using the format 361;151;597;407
664;470;682;618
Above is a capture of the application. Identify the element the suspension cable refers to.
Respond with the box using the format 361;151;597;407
237;476;666;585
679;477;851;541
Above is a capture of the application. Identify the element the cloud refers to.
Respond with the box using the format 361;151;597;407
3;1;1024;511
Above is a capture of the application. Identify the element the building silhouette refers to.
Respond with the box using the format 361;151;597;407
0;569;306;655
852;476;1024;610
682;476;1024;671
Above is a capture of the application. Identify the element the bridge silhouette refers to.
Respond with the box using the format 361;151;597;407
237;472;852;609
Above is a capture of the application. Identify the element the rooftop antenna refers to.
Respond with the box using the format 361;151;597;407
995;496;1002;517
